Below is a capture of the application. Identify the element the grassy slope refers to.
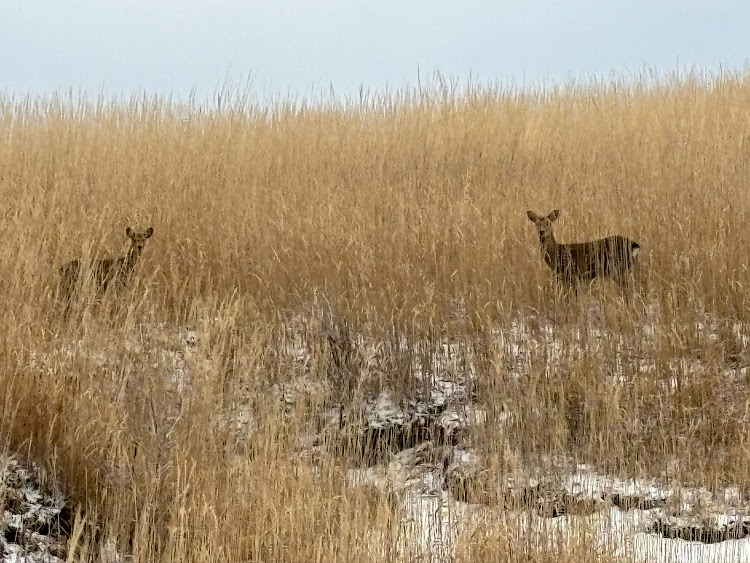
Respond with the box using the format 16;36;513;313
1;71;749;561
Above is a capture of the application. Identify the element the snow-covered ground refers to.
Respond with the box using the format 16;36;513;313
338;300;750;561
350;453;750;563
12;299;750;561
1;457;67;563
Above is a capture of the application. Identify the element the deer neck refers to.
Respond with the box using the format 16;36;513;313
123;244;142;273
539;231;558;267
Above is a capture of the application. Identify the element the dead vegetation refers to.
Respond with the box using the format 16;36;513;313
1;70;750;561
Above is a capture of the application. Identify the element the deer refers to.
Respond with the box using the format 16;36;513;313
526;210;641;297
58;227;154;307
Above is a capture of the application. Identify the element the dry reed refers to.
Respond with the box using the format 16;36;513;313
1;69;750;561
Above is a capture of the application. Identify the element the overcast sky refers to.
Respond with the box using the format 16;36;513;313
1;1;748;101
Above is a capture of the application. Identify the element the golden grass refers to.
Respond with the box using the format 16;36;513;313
454;517;622;562
2;69;750;561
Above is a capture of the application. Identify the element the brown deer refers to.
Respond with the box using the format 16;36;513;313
59;227;154;305
526;210;640;296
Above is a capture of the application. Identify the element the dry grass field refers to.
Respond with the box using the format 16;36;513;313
2;70;750;562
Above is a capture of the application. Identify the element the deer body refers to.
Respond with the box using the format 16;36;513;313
59;227;154;302
527;210;640;291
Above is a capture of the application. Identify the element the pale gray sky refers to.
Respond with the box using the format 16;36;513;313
1;0;748;101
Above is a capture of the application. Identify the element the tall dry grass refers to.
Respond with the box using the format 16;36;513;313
1;69;750;561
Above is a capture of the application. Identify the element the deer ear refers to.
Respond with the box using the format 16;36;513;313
526;211;539;222
547;209;561;222
125;227;134;238
145;227;154;238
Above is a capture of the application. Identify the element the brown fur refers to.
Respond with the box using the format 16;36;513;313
58;227;154;304
527;210;640;294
